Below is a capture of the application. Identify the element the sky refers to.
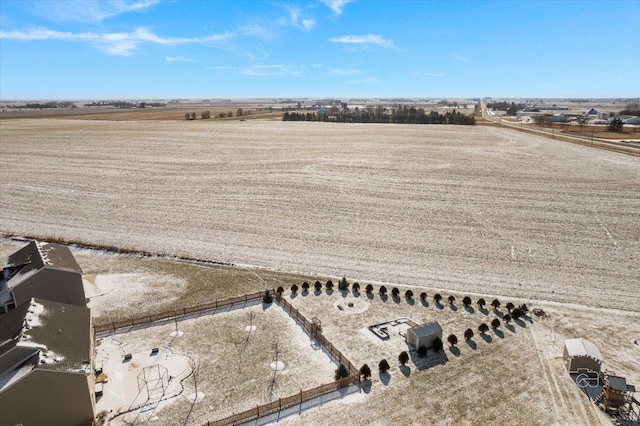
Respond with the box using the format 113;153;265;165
0;0;639;100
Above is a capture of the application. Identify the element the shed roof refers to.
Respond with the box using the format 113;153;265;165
409;321;442;338
608;376;627;392
564;338;603;363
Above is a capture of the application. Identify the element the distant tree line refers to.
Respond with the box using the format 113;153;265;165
20;101;76;109
84;101;166;108
486;101;524;116
283;104;475;125
619;103;640;116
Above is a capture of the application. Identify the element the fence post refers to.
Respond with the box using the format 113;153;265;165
279;398;281;410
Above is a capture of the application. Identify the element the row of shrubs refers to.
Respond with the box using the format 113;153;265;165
275;279;528;317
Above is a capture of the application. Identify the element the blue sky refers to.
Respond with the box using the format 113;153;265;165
1;0;639;100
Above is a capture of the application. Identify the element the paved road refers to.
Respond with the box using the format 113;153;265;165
479;101;640;156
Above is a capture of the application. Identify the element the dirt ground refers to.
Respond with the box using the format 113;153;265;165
94;300;337;426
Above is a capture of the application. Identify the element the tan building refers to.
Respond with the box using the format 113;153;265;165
0;298;95;426
0;240;85;313
602;375;628;408
406;321;443;349
563;338;604;373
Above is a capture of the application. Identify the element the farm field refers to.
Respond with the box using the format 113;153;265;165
1;120;639;311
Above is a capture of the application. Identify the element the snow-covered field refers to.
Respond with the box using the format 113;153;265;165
1;120;638;311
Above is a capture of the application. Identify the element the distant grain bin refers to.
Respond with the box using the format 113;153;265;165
563;338;604;373
406;321;443;349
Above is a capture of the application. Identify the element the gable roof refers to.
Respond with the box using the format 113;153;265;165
3;241;82;290
0;298;91;373
408;321;442;338
564;338;603;363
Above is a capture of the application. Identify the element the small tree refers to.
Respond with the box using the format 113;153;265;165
391;287;400;297
447;334;458;347
379;285;387;295
184;112;190;120
609;118;623;132
301;282;310;292
464;328;474;340
478;323;490;334
433;293;442;304
236;108;244;117
491;299;501;310
520;303;529;313
503;314;512;324
378;359;390;373
448;295;456;305
511;307;524;320
262;290;273;304
276;286;284;296
326;280;334;290
462;296;472;307
201;110;210;119
432;337;443;352
398;351;409;365
314;281;322;292
352;282;360;293
477;298;486;309
338;277;349;291
334;363;349;380
420;292;427;302
417;345;427;358
359;364;371;380
491;318;501;329
405;290;414;300
290;284;299;294
366;284;374;294
505;302;515;312
190;112;196;120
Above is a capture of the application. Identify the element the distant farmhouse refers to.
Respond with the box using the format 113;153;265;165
0;240;85;313
0;241;95;426
406;321;443;349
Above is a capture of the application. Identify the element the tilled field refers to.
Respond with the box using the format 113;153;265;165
1;119;638;311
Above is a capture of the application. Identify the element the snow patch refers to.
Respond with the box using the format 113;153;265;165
244;325;257;332
270;361;285;371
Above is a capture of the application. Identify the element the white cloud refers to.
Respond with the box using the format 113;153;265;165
165;56;196;62
0;27;234;56
240;65;303;76
280;6;316;32
320;0;353;15
329;68;363;76
451;53;469;62
32;0;160;23
328;34;397;49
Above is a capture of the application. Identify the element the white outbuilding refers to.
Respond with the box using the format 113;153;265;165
563;338;604;373
406;321;443;349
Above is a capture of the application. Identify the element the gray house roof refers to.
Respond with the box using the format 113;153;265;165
3;241;82;291
0;298;91;373
409;321;442;338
